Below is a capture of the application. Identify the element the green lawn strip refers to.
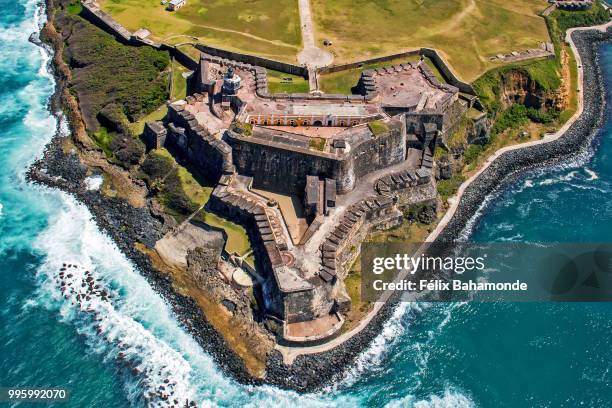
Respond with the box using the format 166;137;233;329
146;149;252;257
201;211;251;256
309;137;326;151
266;69;309;94
129;104;168;136
170;60;188;101
368;120;389;137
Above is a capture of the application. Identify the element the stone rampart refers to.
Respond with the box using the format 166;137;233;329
165;103;234;182
318;48;475;95
317;50;422;75
225;119;406;195
319;168;436;284
208;183;336;324
319;195;403;280
195;44;307;77
420;48;476;94
198;54;366;101
225;129;353;194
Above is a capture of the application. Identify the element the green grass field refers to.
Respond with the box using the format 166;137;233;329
100;0;301;61
312;0;551;82
266;69;310;94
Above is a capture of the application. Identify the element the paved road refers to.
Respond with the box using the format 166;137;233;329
297;0;333;73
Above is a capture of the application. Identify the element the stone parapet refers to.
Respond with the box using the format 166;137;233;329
165;103;234;180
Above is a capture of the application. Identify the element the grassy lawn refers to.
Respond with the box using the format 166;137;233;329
309;137;326;151
148;149;251;256
266;69;310;94
170;60;188;101
368;120;389;137
201;212;251;256
312;0;551;82
318;55;442;94
100;0;301;62
129;104;168;136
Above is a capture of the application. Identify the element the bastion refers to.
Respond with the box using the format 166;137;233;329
143;51;474;344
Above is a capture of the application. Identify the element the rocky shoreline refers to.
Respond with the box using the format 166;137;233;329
436;28;611;242
265;27;612;390
27;11;611;395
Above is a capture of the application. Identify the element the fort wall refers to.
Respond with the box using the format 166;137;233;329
420;48;476;94
207;184;337;325
318;50;422;75
194;44;307;77
225;119;406;195
165;103;234;182
225;129;353;194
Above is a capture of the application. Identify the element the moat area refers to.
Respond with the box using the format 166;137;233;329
1;1;611;407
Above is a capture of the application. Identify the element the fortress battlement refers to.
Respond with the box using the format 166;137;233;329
143;51;472;343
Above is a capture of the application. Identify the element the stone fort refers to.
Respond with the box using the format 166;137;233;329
144;52;476;343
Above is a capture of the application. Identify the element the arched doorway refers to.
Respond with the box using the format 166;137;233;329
313;120;323;126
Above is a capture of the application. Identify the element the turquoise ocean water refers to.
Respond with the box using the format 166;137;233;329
0;1;610;406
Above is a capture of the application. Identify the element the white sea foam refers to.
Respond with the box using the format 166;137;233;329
84;175;104;190
33;195;201;406
385;388;475;408
585;168;599;180
30;191;358;407
331;302;418;390
333;301;465;394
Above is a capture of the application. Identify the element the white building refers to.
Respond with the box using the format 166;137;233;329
167;0;185;11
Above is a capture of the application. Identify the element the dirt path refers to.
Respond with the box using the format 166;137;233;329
167;25;299;50
429;0;477;37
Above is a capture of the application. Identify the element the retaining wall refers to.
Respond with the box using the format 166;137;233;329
225;119;406;195
80;1;198;70
317;50;421;75
420;48;476;94
195;44;307;77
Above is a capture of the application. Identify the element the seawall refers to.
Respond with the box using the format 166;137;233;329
433;25;611;242
264;26;612;391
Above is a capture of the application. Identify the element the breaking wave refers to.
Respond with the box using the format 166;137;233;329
458;134;602;240
384;387;475;408
32;194;201;406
